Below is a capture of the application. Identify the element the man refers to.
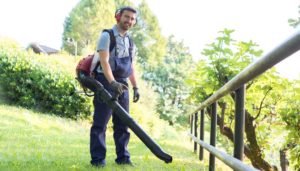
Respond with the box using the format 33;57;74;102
90;6;140;167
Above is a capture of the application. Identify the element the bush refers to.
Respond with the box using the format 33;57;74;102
0;38;92;119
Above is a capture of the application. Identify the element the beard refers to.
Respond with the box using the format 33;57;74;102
120;22;131;31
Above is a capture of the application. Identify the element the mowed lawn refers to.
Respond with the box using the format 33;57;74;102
0;104;211;171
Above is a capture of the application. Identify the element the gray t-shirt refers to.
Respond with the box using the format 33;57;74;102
90;25;135;73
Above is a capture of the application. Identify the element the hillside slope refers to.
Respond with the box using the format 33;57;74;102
0;103;208;171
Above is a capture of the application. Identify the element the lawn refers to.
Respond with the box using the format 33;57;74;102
0;104;212;171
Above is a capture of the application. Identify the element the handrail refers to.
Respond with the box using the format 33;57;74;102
188;133;258;171
191;28;300;114
188;27;300;171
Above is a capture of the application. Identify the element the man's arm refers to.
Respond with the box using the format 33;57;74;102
97;31;115;84
129;62;137;87
99;50;115;84
129;62;140;102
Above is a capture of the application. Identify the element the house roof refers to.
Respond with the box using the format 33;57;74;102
28;43;59;55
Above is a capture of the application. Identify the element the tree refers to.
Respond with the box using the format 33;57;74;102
128;1;191;125
131;0;167;68
143;36;194;126
114;0;134;7
186;29;297;170
62;0;115;55
283;5;300;170
279;79;300;170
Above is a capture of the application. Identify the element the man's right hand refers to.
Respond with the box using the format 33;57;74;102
110;80;128;95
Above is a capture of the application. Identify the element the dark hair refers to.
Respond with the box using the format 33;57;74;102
119;6;137;15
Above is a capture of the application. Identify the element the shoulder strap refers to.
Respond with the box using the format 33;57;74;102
102;29;116;53
93;29;116;74
128;36;133;47
128;36;133;58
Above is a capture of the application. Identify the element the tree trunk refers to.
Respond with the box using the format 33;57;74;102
280;148;289;171
244;110;273;170
219;102;226;131
208;104;274;170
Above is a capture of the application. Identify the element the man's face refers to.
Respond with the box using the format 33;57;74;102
119;10;136;31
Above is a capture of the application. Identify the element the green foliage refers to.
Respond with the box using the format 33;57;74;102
0;39;91;119
131;0;167;67
62;0;116;55
279;79;300;170
143;36;194;126
285;5;300;169
62;0;137;56
245;71;294;166
187;29;263;103
186;29;300;168
114;0;134;8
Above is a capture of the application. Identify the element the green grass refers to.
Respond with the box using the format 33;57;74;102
0;103;212;171
0;79;231;171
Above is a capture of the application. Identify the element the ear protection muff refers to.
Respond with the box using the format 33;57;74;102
115;9;122;22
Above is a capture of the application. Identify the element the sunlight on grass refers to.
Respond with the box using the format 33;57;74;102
0;104;211;170
0;76;231;171
0;86;232;170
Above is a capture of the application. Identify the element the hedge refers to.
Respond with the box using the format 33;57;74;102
0;38;92;119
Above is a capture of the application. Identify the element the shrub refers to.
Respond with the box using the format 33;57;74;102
0;38;92;119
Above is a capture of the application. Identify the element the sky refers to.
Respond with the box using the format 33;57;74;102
0;0;299;79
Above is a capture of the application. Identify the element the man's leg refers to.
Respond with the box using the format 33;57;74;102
112;90;131;164
90;95;112;166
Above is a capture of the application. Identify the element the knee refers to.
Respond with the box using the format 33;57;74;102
113;124;128;133
91;124;107;134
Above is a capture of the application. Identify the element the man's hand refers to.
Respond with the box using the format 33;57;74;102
110;80;128;96
133;87;140;103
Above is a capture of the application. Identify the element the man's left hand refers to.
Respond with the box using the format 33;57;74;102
133;87;140;103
